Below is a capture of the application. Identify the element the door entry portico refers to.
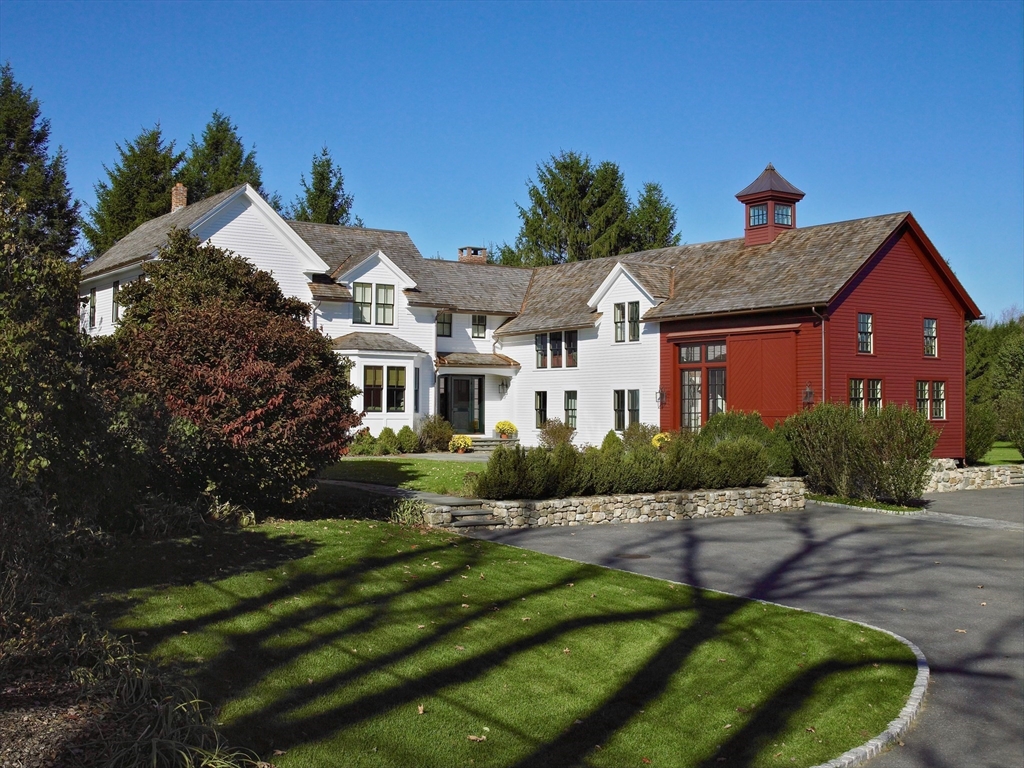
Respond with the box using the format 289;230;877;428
438;375;484;433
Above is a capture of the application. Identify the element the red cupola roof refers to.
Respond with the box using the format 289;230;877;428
736;164;805;246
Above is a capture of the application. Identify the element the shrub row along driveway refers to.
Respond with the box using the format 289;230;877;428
467;488;1024;768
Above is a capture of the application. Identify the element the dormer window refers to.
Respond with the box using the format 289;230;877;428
774;204;792;226
749;204;768;227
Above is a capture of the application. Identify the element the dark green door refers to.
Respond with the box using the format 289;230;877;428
452;378;472;433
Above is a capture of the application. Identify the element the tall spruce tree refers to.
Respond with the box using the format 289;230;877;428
289;146;355;225
629;182;681;252
497;151;680;266
82;125;183;255
178;111;276;207
0;64;79;255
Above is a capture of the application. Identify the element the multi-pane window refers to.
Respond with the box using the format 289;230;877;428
706;343;726;363
564;391;577;428
614;303;626;342
472;314;486;338
679;344;701;363
364;366;383;412
436;312;452;337
680;370;701;431
353;283;372;324
613;390;626;431
375;284;394;325
924;319;937;357
628;389;640;426
89;288;96;329
413;367;420;413
566;330;578;367
916;381;930;414
549;332;563;368
774;204;792;226
535;333;548;368
535;391;548;428
848;379;865;413
386;367;405;412
857;313;873;353
867;379;882;413
931;381;946;420
628;301;640;341
708;369;726;417
678;341;726;429
112;281;120;322
749;204;768;227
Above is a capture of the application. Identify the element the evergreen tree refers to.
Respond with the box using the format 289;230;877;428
289;146;355;225
178;111;275;206
497;151;680;266
82;125;183;255
629;182;681;251
0;64;79;255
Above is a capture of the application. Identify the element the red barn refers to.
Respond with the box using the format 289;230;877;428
652;165;981;460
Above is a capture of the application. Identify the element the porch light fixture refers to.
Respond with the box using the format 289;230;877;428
498;378;509;397
803;383;815;409
655;388;667;408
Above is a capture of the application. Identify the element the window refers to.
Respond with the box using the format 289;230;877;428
678;341;726;429
112;281;120;322
386;367;405;412
916;381;930;414
867;379;882;413
924;319;937;357
931;381;946;420
364;366;383;412
472;315;486;338
708;368;726;417
680;370;701;430
849;379;865;413
614;303;625;342
564;391;577;428
436;312;452;337
627;301;640;341
628;389;640;426
535;333;547;368
566;330;578;367
535;391;547;428
375;284;394;325
353;283;372;324
749;204;767;227
858;313;873;354
679;344;701;363
550;332;563;368
774;204;792;226
89;288;96;329
706;343;726;363
414;367;420;413
613;390;626;431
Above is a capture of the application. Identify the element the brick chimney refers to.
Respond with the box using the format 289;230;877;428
171;183;188;213
736;164;805;246
458;246;487;264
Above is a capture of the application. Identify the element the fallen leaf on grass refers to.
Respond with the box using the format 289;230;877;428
522;617;531;621
563;647;571;655
273;750;287;756
717;658;726;662
456;645;465;651
724;723;732;729
467;735;486;742
462;604;470;608
805;726;816;733
955;629;967;633
418;624;426;629
642;759;652;764
417;704;424;715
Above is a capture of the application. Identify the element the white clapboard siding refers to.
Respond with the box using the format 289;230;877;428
436;312;496;355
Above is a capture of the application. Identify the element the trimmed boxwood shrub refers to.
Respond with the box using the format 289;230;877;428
622;422;660;453
861;405;937;504
787;403;866;498
474;445;524;499
376;427;400;456
708;436;770;488
348;428;376;456
700;411;793;476
418;415;453;453
965;401;997;465
396;425;421;453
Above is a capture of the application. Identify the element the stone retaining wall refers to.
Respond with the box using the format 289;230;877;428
926;459;1023;493
427;477;805;529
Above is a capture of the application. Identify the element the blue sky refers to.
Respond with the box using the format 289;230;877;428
2;0;1021;318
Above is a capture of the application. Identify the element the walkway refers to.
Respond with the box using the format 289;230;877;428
465;487;1024;768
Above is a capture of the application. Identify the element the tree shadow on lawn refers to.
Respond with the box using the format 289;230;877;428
85;514;924;767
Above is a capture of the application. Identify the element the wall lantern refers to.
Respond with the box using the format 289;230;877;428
655;388;667;408
802;383;815;410
498;378;509;397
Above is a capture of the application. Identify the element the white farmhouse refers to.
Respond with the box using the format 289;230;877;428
79;182;663;446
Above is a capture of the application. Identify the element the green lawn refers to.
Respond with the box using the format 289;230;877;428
321;457;488;495
83;520;917;768
979;441;1023;465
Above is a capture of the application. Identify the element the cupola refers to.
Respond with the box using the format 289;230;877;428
735;164;805;246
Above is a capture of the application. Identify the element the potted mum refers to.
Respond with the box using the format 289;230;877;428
449;435;473;454
495;420;517;440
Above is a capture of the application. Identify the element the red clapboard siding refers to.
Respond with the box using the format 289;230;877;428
828;230;966;459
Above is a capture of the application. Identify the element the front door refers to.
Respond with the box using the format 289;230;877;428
452;377;473;433
439;374;484;433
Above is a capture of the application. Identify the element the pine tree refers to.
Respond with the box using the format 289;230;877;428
82;125;183;255
497;151;679;266
178;111;274;206
629;182;681;252
0;64;79;255
289;146;355;225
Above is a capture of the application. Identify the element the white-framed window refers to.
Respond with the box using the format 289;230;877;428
564;390;577;428
550;332;562;368
414;367;420;414
535;391;547;427
535;333;547;368
628;389;640;426
364;366;383;411
386;366;405;412
613;389;625;431
924;319;937;357
437;312;452;337
472;314;486;338
858;313;873;354
566;330;578;367
353;283;372;324
112;280;120;322
614;303;625;343
376;284;395;325
916;380;946;420
628;301;640;341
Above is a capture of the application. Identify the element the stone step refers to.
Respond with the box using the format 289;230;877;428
451;517;503;527
450;508;491;518
465;437;519;451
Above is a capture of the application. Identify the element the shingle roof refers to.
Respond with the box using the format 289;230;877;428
81;185;246;278
286;221;426;276
623;263;674;299
308;282;352;301
633;212;910;320
330;332;426;354
436;352;520;368
735;163;805;199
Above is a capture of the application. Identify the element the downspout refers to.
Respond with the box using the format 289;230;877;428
811;307;826;403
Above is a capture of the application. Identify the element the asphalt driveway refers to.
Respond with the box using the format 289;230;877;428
467;487;1024;768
